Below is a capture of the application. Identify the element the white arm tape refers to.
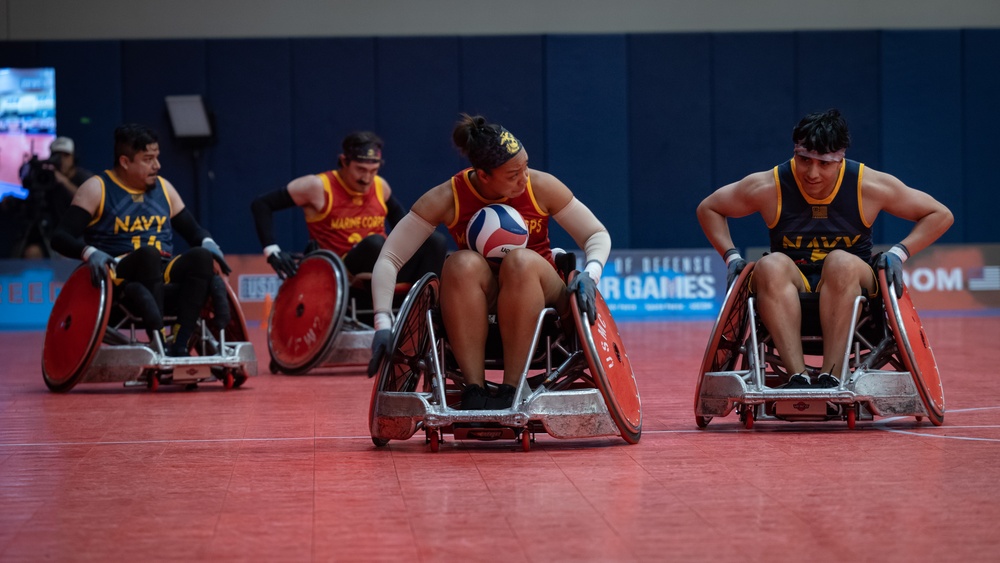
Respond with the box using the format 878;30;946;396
263;244;281;257
82;245;97;261
371;211;437;326
553;198;611;283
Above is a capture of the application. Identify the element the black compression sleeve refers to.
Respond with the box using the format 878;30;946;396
385;194;407;229
50;205;92;259
250;188;297;247
171;207;211;247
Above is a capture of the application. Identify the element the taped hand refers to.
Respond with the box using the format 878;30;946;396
202;238;232;275
367;329;392;378
267;251;298;279
87;249;116;288
879;252;905;299
726;258;747;289
569;271;598;325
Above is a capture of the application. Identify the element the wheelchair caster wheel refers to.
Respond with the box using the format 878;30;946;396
696;415;711;429
269;359;282;375
372;437;389;447
521;429;531;452
741;407;754;429
846;407;857;430
147;375;159;392
223;371;235;390
427;429;441;452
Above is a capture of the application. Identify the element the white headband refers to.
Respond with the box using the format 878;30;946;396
794;143;846;163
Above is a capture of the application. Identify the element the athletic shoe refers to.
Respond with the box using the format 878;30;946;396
815;373;840;388
485;384;516;409
460;384;488;410
783;372;812;389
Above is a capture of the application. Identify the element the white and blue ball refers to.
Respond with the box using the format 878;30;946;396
465;203;529;264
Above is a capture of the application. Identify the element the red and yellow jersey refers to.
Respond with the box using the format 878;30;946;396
306;170;388;257
446;168;553;267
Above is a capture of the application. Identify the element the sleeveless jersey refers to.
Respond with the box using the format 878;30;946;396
306;171;388;257
447;168;553;266
768;158;873;264
85;170;174;257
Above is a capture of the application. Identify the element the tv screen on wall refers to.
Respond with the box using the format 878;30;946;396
0;68;56;200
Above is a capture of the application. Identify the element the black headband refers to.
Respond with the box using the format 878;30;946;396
469;126;522;172
345;142;383;163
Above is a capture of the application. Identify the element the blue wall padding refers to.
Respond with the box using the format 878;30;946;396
2;29;996;255
546;35;630;249
962;30;1000;246
628;33;714;250
881;31;963;246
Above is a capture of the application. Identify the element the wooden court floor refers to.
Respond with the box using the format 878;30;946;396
2;315;1000;562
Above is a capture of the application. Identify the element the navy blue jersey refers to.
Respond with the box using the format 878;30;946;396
768;158;873;264
85;171;174;257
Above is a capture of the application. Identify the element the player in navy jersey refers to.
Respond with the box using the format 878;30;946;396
697;109;953;388
52;124;232;356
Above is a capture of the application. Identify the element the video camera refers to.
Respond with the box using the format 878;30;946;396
20;154;62;193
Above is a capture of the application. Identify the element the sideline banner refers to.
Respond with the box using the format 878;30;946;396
3;244;999;329
585;249;723;321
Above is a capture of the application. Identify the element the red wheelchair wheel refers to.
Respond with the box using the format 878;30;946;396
42;266;112;392
368;273;440;446
880;270;945;426
570;273;642;444
694;263;753;420
268;251;348;374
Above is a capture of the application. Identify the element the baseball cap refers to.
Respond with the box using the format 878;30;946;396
50;136;75;155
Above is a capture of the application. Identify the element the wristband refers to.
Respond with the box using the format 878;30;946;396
723;248;742;265
82;245;97;261
583;259;603;283
888;244;909;263
373;311;393;331
263;244;281;258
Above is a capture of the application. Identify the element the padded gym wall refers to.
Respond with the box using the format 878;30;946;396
2;28;997;256
881;30;964;246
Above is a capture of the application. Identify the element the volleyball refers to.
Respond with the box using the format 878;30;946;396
465;204;529;263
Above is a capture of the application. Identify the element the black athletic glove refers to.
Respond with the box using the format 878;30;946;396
367;329;392;378
202;238;232;275
267;251;298;279
879;251;905;299
724;248;747;289
569;271;598;326
87;249;116;288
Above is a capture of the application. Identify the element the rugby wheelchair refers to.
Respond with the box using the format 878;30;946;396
368;268;642;452
266;249;409;375
42;265;256;392
695;262;945;429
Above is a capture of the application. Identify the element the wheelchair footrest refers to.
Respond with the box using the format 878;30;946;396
697;368;931;421
372;387;621;442
79;342;257;384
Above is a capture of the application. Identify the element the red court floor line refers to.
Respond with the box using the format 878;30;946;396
2;317;1000;561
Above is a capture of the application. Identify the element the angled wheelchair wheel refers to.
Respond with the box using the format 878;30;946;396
42;266;112;392
570;272;642;444
880;270;945;426
219;275;250;342
369;273;440;447
268;250;349;375
694;263;754;426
